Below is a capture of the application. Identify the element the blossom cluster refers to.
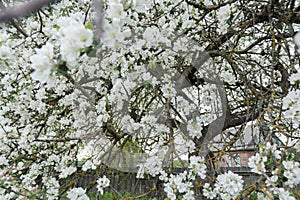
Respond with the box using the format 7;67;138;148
247;143;300;199
67;188;89;200
203;171;244;200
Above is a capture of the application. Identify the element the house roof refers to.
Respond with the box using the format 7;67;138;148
209;124;259;152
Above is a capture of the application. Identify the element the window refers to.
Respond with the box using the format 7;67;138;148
233;154;241;167
226;154;232;167
225;154;241;167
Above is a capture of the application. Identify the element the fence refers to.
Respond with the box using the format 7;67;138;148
76;171;157;195
75;167;260;198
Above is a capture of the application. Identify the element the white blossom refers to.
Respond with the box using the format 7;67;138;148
143;26;162;47
282;161;300;187
30;42;54;83
132;0;148;13
137;156;163;178
107;2;125;19
96;176;110;195
82;160;97;171
217;5;231;34
248;153;267;174
0;46;12;61
273;187;296;200
59;166;77;179
189;156;206;179
102;20;124;48
164;182;177;200
59;19;93;67
67;188;89;200
221;70;237;83
182;190;195;200
213;171;244;200
0;156;8;166
203;183;217;199
187;117;203;139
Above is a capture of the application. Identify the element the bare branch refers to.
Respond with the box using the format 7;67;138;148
0;0;57;22
91;0;103;42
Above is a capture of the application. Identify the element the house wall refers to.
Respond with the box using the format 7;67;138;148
213;151;255;167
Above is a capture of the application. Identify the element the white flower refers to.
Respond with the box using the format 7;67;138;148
0;46;12;72
59;19;93;67
164;182;176;200
217;5;231;23
203;183;217;199
136;164;145;179
257;192;269;200
36;42;54;59
0;46;12;60
266;175;278;186
173;173;192;193
59;166;77;178
182;190;195;200
214;171;244;200
60;42;80;66
189;156;207;179
102;20;124;48
248;153;266;174
42;177;60;199
283;160;296;170
0;156;8;166
82;160;97;171
217;4;231;34
143;26;162;47
203;0;213;6
67;188;89;200
161;82;177;98
96;176;110;195
107;2;125;19
282;161;300;187
221;70;236;83
274;150;281;159
0;32;9;42
137;156;163;178
187;117;203;139
175;135;195;155
159;170;169;182
274;187;296;200
289;72;300;84
0;156;8;165
132;0;148;13
30;42;54;83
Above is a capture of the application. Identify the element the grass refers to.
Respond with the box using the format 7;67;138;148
96;192;153;200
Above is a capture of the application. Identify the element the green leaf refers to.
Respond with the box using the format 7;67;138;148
55;24;60;30
29;194;37;200
57;62;69;75
85;23;93;30
85;46;96;57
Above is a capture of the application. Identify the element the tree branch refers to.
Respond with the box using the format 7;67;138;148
0;0;58;22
